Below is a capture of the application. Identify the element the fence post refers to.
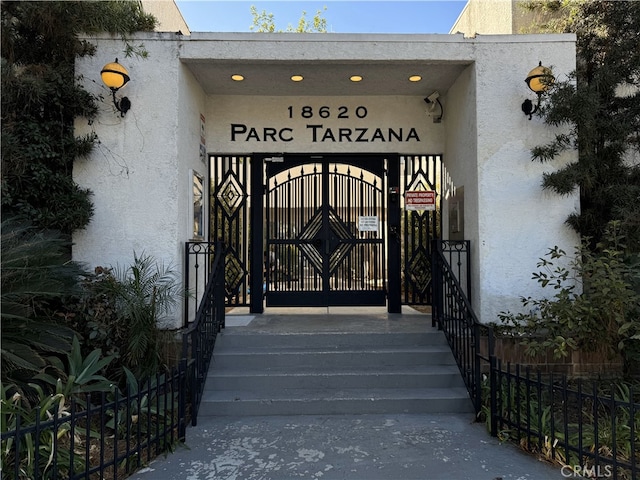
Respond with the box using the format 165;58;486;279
178;358;188;440
489;354;498;437
215;240;226;330
473;322;482;414
184;242;190;328
431;239;442;329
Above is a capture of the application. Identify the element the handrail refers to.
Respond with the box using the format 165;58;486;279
181;240;226;425
432;239;485;413
183;241;217;328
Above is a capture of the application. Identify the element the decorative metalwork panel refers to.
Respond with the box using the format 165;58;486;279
210;155;251;306
401;154;442;305
266;159;386;306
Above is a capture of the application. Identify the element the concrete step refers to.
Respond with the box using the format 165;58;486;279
199;387;474;416
215;331;447;349
211;345;456;369
206;364;466;390
200;329;474;416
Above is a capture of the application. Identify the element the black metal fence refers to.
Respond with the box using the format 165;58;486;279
1;368;188;480
431;239;482;412
1;242;226;479
488;353;638;480
182;241;226;424
432;240;639;480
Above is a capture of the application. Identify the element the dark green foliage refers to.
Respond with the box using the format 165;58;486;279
1;1;156;234
0;219;86;397
529;1;640;252
67;254;185;382
498;224;640;375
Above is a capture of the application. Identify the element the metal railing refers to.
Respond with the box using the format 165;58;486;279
432;240;639;479
1;367;188;480
488;350;638;479
184;241;218;327
182;240;226;424
1;242;227;479
431;239;482;412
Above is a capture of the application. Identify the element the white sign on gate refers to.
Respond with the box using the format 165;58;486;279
358;216;379;232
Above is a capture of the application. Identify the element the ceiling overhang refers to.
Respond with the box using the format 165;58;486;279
182;59;468;97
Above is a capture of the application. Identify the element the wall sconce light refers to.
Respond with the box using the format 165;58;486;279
424;91;443;123
100;58;131;116
521;61;554;120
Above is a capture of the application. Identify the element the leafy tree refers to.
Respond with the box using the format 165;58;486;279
526;1;640;252
1;1;156;235
250;5;328;33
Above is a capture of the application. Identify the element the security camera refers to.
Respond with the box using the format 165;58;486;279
424;91;440;104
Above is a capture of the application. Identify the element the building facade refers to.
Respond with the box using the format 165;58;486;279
74;27;578;328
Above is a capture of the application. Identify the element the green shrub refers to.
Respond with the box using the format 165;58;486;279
498;223;640;375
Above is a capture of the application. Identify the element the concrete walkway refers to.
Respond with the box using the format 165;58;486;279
129;412;563;480
129;308;563;479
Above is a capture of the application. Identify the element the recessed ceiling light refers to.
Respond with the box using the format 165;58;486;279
291;75;304;82
231;74;244;81
350;75;363;82
409;75;422;82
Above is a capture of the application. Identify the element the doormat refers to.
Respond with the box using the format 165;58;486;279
225;316;255;327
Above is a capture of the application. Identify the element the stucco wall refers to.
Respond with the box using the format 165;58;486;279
442;64;479;308
74;33;197;328
451;0;513;36
141;0;190;34
451;0;560;36
207;95;444;155
74;32;577;327
472;35;579;321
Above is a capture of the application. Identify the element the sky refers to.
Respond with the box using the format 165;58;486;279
175;1;468;34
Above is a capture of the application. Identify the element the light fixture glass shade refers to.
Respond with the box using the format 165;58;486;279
290;75;304;82
101;59;130;91
350;75;363;82
525;62;554;94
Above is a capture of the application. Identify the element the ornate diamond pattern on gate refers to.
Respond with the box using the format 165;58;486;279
224;248;246;298
298;208;324;274
217;171;244;217
327;208;355;274
211;155;250;307
407;249;431;294
401;154;442;305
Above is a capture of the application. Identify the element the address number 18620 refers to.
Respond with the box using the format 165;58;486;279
287;106;368;119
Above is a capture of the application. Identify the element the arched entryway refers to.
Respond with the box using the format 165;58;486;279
209;153;441;315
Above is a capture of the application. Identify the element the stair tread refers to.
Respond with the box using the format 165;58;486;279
200;329;473;415
203;387;471;402
208;364;460;376
214;345;451;354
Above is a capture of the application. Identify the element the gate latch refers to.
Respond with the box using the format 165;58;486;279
389;186;399;203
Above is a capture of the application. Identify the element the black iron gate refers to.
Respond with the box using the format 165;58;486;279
401;154;442;305
207;153;440;311
210;155;251;307
264;155;389;307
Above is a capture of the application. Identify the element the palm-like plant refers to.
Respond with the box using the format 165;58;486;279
102;253;184;379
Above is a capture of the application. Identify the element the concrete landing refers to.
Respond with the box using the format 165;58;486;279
128;413;563;479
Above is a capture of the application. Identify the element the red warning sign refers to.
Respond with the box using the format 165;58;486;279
405;190;436;211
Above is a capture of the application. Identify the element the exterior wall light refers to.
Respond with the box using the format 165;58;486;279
521;61;554;120
100;58;131;116
424;91;443;123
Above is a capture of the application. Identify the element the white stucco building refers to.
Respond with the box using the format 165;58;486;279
74;3;579;328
